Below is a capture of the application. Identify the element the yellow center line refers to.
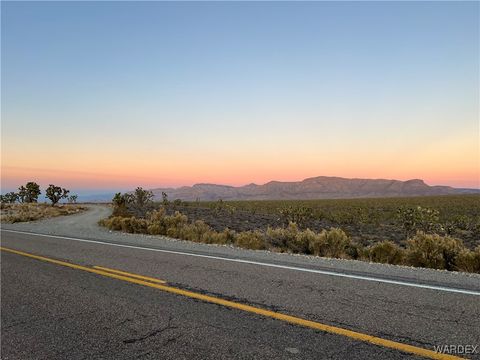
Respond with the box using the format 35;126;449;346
92;265;166;284
0;246;464;360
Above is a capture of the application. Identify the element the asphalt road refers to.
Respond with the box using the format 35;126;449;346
1;208;479;359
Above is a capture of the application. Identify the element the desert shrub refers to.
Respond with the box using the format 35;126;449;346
102;216;124;231
129;217;149;233
396;206;441;239
265;223;296;251
211;199;236;215
309;232;325;256
345;242;364;260
367;241;405;265
454;246;480;273
264;223;313;253
309;228;350;258
148;208;167;222
406;232;464;270
164;211;189;237
278;206;314;228
116;217;148;233
120;217;134;233
171;199;183;210
107;216;122;230
329;208;369;225
293;228;317;254
147;223;164;235
451;215;471;231
235;231;266;250
207;228;236;245
113;206;132;218
177;220;212;242
146;208;168;234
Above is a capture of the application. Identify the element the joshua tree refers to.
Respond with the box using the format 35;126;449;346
68;194;78;204
162;192;169;206
1;192;19;203
17;186;27;203
133;187;154;208
45;184;70;206
111;189;153;217
19;182;41;203
112;192;125;207
128;187;154;217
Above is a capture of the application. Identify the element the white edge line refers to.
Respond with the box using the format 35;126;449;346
1;228;479;296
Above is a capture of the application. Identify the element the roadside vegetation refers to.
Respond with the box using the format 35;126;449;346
188;196;480;249
99;190;480;273
1;182;84;223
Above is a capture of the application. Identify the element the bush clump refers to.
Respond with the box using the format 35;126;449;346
310;228;350;258
264;223;309;253
455;246;480;273
406;232;464;270
367;241;405;265
235;231;266;250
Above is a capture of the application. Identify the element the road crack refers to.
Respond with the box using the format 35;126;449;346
123;317;177;345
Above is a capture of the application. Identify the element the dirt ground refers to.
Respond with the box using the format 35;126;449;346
166;205;404;247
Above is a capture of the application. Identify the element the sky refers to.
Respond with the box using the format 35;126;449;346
1;1;479;194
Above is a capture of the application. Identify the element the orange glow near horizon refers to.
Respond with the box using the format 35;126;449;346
2;160;478;191
2;127;479;191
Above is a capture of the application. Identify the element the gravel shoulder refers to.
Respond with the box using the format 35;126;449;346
2;204;479;292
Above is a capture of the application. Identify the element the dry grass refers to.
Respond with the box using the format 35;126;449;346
1;203;87;223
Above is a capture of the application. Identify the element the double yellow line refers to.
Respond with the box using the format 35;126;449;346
0;246;463;360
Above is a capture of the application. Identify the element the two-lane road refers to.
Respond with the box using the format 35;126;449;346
1;225;479;359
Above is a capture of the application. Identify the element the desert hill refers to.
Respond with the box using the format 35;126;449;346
150;176;478;201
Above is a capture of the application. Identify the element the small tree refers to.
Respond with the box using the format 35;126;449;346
133;187;154;208
112;192;126;207
68;194;78;204
17;186;27;203
112;192;130;217
21;182;41;203
1;192;19;203
128;187;154;217
111;192;139;217
162;192;169;206
45;184;70;206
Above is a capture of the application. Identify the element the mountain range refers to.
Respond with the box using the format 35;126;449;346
149;176;479;201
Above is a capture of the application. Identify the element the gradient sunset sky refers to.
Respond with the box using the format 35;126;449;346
2;1;479;193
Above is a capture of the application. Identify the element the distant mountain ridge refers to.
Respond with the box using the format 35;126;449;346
150;176;479;201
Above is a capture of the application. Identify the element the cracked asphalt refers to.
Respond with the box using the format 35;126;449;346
1;206;479;359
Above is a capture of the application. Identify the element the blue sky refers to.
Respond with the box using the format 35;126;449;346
2;1;479;191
